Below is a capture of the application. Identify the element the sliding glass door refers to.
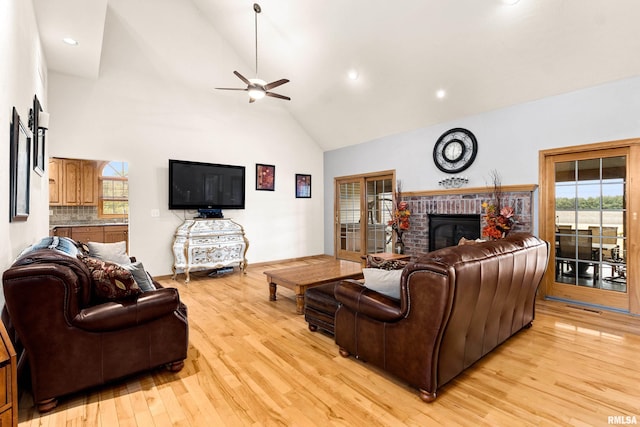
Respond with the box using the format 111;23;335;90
335;172;394;262
542;145;633;311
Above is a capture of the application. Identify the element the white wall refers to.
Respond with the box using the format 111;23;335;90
323;76;640;253
0;0;49;279
8;0;639;277
48;2;324;276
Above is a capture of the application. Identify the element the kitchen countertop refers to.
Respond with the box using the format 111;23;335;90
50;223;129;229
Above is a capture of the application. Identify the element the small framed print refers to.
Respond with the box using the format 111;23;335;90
10;107;31;222
295;173;311;198
256;164;275;191
32;95;45;176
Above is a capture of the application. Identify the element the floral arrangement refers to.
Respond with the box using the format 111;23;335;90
482;170;516;239
481;202;515;239
388;182;410;238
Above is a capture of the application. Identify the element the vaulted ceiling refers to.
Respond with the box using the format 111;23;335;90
33;0;640;151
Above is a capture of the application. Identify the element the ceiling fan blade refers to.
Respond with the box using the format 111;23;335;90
233;71;251;86
265;92;291;101
215;87;248;91
264;79;289;91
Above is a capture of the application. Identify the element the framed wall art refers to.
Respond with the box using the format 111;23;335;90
295;173;311;198
10;107;31;222
31;95;45;176
256;163;275;191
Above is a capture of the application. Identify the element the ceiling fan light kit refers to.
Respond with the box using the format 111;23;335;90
215;3;290;103
248;79;267;100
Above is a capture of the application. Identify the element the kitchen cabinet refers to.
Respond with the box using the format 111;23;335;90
51;225;129;252
69;226;104;244
104;225;129;251
49;158;99;206
51;227;72;238
48;159;62;205
80;161;98;205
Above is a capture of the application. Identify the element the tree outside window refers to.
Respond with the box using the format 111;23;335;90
99;161;129;218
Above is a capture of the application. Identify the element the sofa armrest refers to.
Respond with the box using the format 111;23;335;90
73;288;181;332
335;280;403;322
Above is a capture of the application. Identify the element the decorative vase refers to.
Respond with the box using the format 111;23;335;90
394;235;405;254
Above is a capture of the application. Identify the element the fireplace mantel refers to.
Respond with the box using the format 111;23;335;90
404;184;538;198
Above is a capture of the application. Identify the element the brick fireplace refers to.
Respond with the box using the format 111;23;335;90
399;185;536;256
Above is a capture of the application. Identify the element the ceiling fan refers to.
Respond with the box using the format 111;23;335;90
215;3;290;103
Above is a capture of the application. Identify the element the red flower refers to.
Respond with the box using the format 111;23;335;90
482;202;516;239
388;207;410;231
388;182;410;235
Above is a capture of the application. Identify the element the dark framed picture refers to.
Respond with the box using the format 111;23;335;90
10;107;31;222
31;95;45;176
256;163;275;191
295;173;311;198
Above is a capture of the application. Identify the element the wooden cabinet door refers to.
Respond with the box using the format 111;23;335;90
53;158;99;206
80;161;98;206
104;226;128;252
71;226;104;244
49;159;63;206
52;227;72;238
62;159;81;205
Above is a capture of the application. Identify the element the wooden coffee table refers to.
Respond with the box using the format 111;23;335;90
264;260;363;314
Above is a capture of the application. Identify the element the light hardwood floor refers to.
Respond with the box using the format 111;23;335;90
18;256;640;426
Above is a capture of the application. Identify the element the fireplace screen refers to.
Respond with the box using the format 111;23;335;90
428;214;481;252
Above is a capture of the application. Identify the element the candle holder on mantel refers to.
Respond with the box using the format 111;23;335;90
438;175;469;189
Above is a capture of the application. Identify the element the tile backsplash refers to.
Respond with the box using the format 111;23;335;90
50;206;128;225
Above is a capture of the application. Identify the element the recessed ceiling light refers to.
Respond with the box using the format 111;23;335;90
502;0;520;5
436;89;446;99
348;69;359;80
62;37;79;46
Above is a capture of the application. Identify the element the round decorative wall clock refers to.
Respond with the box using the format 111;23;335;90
433;128;478;174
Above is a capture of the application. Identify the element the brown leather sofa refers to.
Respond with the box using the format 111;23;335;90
334;233;548;402
2;247;188;412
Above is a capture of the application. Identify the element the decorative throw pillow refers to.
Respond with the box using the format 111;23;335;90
79;255;142;300
363;267;403;299
87;241;131;265
365;255;408;271
120;261;157;292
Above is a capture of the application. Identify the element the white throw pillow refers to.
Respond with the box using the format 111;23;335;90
87;241;131;265
363;267;402;299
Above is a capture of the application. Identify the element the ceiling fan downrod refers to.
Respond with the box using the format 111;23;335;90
254;3;261;77
214;2;290;102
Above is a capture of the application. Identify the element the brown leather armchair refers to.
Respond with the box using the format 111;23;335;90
334;233;548;402
2;248;188;412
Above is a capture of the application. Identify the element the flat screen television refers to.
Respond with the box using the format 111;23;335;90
168;159;245;211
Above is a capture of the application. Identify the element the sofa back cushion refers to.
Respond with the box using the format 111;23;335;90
12;248;93;307
414;233;548;385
